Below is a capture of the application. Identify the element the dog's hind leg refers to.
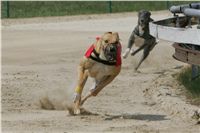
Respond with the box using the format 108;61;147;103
135;39;157;70
80;74;118;106
80;92;92;106
131;42;148;56
91;75;117;96
134;45;151;70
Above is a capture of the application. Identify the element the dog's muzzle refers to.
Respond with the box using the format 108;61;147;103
139;19;148;28
104;44;118;61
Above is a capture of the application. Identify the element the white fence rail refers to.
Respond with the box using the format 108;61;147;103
149;17;200;46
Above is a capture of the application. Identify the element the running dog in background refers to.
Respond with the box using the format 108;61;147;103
123;10;158;71
73;32;121;115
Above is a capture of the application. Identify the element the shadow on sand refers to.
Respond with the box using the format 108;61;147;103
67;107;168;122
104;113;169;121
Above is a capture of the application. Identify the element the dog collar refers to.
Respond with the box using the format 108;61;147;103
85;45;117;66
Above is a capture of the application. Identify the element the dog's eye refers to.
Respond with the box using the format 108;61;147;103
104;40;109;43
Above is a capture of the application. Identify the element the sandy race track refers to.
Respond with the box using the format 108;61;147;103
2;11;200;133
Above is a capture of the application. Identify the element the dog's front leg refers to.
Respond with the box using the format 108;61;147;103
73;65;88;115
123;31;135;58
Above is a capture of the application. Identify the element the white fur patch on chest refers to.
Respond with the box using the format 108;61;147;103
138;26;144;36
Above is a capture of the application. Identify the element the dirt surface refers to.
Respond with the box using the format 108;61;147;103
2;11;200;133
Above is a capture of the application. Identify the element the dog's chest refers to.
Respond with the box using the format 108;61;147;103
88;63;115;78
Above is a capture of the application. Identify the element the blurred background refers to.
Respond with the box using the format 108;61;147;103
1;1;194;18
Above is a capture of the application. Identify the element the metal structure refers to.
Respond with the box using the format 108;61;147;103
150;16;200;45
149;3;200;80
169;3;200;17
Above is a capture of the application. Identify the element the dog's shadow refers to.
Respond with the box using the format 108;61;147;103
67;107;169;122
104;113;169;121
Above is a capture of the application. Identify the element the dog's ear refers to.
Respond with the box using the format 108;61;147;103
139;10;151;17
105;32;112;34
95;37;103;53
113;32;119;41
138;10;143;17
150;18;154;22
147;11;151;17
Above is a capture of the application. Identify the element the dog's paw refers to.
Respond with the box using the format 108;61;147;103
122;48;130;58
122;53;128;59
73;102;81;115
74;108;81;115
134;67;141;73
155;39;159;44
130;49;135;55
67;105;81;115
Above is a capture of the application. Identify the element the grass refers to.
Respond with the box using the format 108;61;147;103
1;1;195;18
177;66;200;105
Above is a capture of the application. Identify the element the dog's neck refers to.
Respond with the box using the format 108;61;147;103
138;17;154;36
138;25;145;36
136;23;150;39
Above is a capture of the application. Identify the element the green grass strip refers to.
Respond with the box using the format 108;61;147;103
177;67;200;105
1;1;195;18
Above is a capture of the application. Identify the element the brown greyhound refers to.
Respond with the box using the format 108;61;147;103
73;32;122;115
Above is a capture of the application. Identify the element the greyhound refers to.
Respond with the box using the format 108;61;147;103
123;10;158;71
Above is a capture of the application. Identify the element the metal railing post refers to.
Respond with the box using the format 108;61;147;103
6;1;10;18
108;1;112;13
166;1;170;9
